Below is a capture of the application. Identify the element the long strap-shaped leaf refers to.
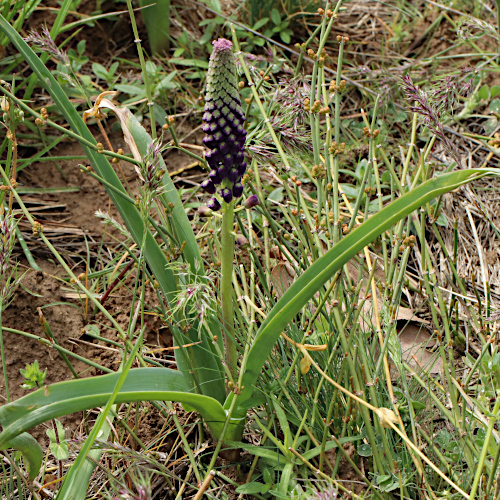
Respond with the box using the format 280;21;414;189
234;169;490;412
0;368;228;444
125;113;225;403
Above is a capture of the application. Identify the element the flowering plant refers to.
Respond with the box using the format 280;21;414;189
201;39;247;208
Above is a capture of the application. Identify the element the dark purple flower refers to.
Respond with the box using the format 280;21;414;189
243;194;259;208
201;179;216;194
232;183;243;198
217;166;228;180
228;168;240;183
205;149;219;167
209;169;222;185
207;197;221;211
237;162;247;177
221;188;233;203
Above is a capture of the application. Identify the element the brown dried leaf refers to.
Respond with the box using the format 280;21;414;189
398;323;442;375
270;263;296;298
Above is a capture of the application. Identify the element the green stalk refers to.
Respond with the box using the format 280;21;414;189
221;202;237;380
469;391;500;500
497;1;500;42
125;0;156;137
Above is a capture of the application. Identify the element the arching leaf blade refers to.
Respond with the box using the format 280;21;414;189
0;368;228;444
236;169;489;409
0;432;43;481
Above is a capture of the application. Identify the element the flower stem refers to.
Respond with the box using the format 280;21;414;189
221;202;237;381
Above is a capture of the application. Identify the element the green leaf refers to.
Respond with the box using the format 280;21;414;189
478;84;490;101
113;83;146;96
278;462;294;494
236;482;270;494
435;212;448;227
235;169;490;412
138;0;171;54
271;399;290;450
0;368;229;446
357;443;372;457
49;439;69;461
76;39;86;56
169;58;209;68
225;441;283;463
145;60;157;75
92;62;108;80
491;86;500;98
47;420;69;461
0;432;43;481
270;8;281;25
302;435;362;460
490;98;500;114
253;17;269;31
158;71;177;90
268;187;284;203
280;30;291;44
483;117;498;136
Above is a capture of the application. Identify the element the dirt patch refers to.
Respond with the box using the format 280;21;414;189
1;261;88;443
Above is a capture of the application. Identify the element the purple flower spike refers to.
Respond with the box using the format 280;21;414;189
202;38;247;207
207;197;221;211
243;194;259;208
228;168;240;183
232;183;243;198
221;188;233;203
201;179;216;194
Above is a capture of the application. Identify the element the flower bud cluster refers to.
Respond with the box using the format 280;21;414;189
201;39;247;211
328;141;346;155
329;80;347;93
363;127;380;139
311;163;326;179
